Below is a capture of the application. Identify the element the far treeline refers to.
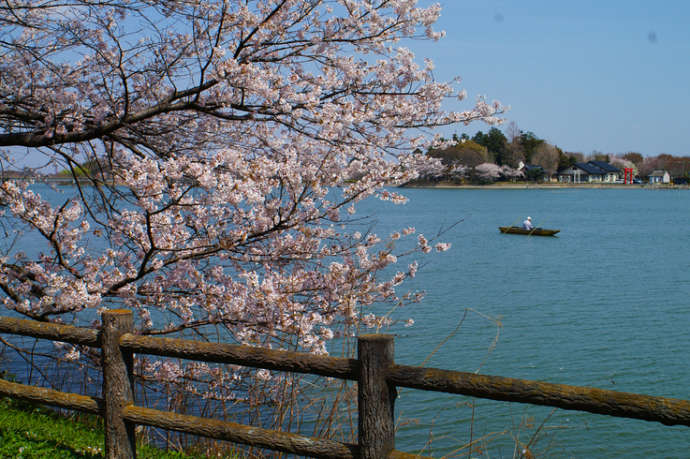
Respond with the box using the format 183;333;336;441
416;123;690;184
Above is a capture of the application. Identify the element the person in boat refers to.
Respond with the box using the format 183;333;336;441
522;216;533;230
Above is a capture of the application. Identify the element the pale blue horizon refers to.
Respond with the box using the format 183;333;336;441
424;1;690;156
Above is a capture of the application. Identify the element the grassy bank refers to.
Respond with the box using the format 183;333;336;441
0;397;242;458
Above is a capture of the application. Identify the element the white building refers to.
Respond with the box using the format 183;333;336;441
557;161;620;183
648;170;670;184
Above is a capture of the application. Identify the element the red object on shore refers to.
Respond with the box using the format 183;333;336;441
624;168;634;184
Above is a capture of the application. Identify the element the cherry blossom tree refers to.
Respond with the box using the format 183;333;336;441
610;157;637;175
474;162;502;182
448;163;469;182
0;0;501;439
500;164;524;181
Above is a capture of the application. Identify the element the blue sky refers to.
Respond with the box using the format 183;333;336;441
419;1;690;156
10;1;689;169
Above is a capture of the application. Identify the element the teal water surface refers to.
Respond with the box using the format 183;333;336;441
3;185;690;457
360;188;690;458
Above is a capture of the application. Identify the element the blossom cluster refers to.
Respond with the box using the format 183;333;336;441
0;0;501;411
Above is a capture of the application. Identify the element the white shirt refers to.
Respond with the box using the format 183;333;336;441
523;219;533;230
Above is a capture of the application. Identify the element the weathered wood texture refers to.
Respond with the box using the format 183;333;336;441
0;378;102;414
122;404;359;459
358;334;396;459
101;310;136;459
4;312;690;458
0;316;99;346
120;333;358;380
387;364;690;427
388;451;432;459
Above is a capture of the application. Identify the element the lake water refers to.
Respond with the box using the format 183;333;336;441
359;187;690;458
3;185;690;458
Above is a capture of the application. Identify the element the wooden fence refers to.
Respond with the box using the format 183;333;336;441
1;309;690;458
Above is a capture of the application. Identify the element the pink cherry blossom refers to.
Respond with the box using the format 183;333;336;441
0;0;502;437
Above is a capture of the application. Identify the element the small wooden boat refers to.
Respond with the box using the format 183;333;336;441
499;226;560;236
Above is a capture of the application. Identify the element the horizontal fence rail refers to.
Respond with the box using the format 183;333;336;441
0;377;102;414
122;405;361;459
1;311;690;458
0;315;100;346
387;364;690;427
119;333;359;380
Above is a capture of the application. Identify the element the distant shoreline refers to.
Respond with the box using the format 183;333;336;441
401;182;688;190
6;177;688;190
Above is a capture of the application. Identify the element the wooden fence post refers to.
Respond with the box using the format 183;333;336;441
358;334;396;458
102;309;136;458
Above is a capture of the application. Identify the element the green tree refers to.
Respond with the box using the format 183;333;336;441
518;131;544;163
57;157;110;177
486;127;509;165
472;128;508;165
524;166;545;182
428;140;489;167
558;152;577;170
57;164;89;177
472;130;486;146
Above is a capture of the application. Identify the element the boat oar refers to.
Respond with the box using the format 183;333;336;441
508;216;523;230
527;221;545;237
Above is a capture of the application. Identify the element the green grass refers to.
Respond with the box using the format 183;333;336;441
0;397;204;458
